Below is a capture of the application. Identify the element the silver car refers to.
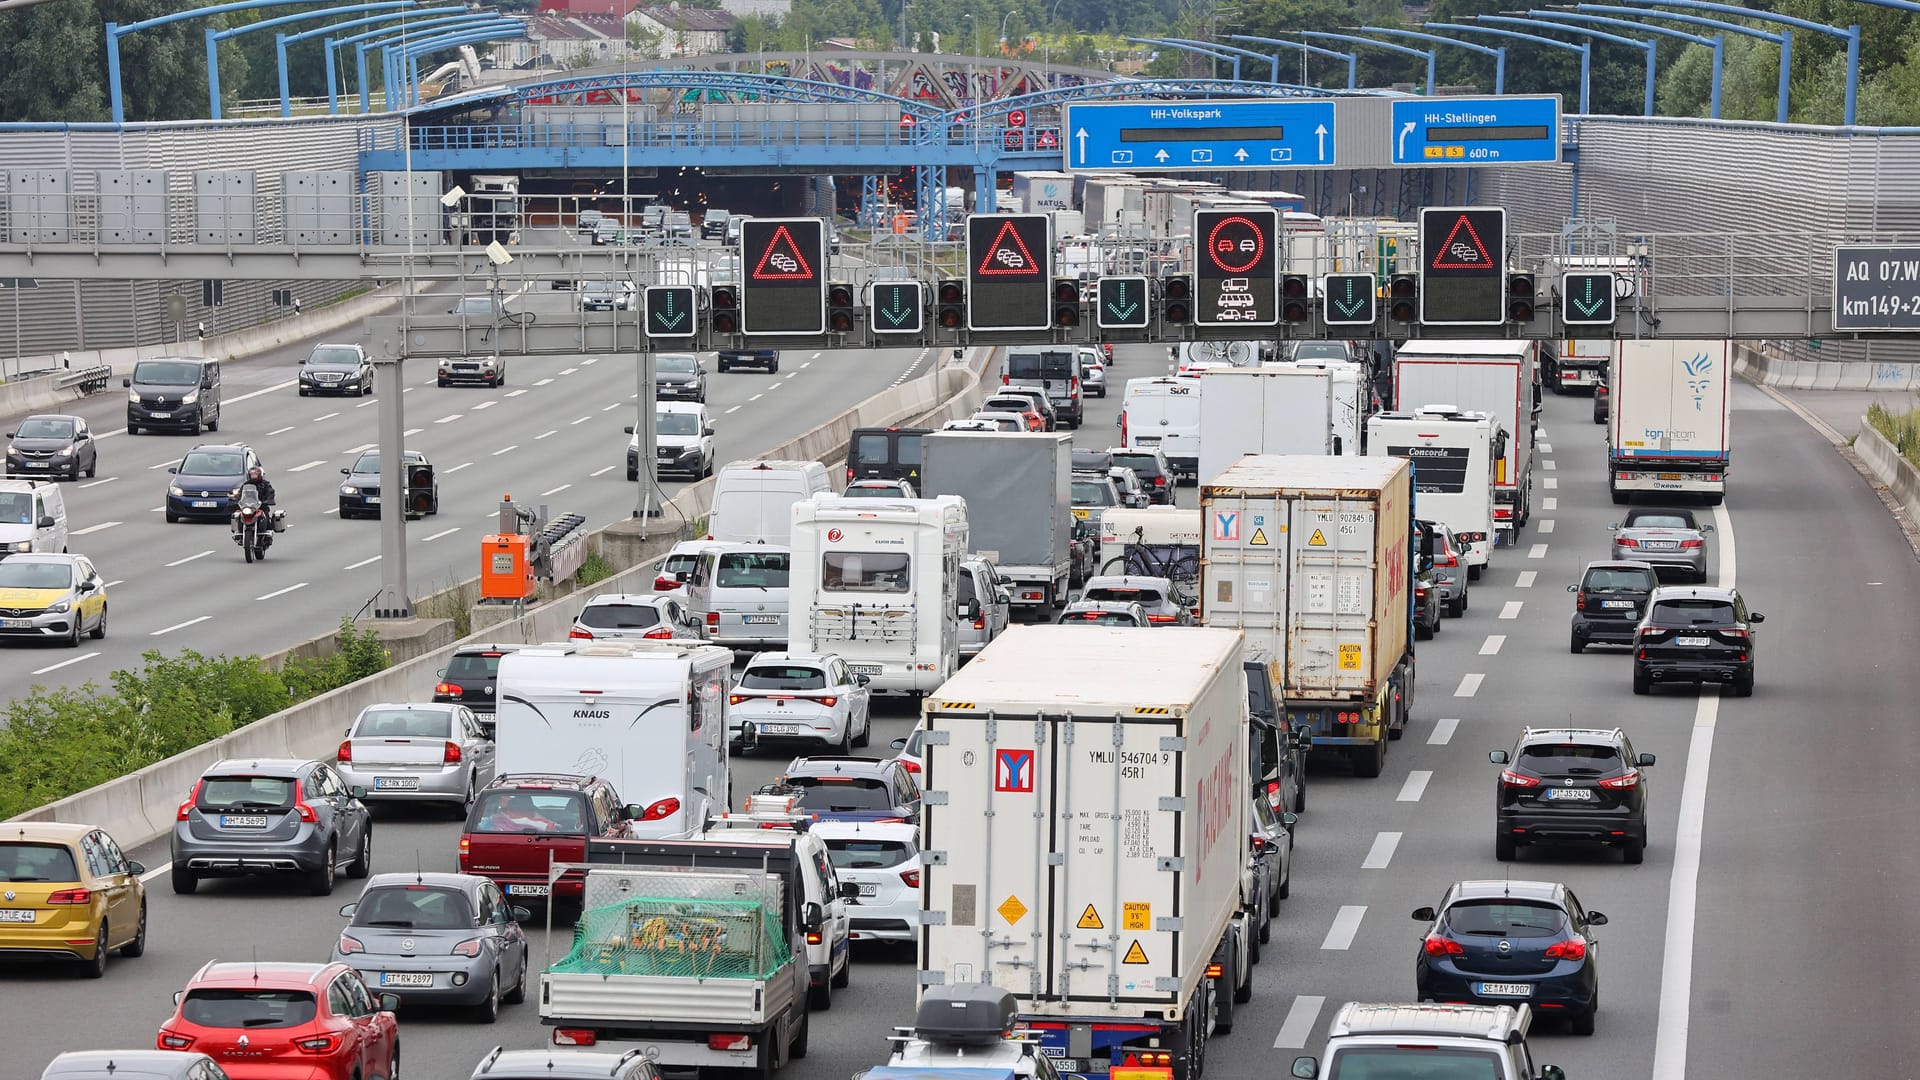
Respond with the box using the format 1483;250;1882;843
1083;357;1108;397
1424;519;1470;617
334;871;532;1022
169;758;372;897
958;557;1012;659
41;1051;231;1079
1608;507;1713;582
472;1047;660;1080
571;593;701;642
1058;599;1149;626
1081;574;1195;626
335;702;496;813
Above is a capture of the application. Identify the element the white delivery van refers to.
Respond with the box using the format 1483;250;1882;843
1367;406;1505;577
0;479;67;555
1120;376;1203;482
788;495;968;694
493;641;734;837
686;543;791;648
1394;340;1539;541
708;459;833;544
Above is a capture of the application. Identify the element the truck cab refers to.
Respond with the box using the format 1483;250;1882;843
1293;1002;1566;1080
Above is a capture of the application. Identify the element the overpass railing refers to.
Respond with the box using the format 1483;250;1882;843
370;119;1075;156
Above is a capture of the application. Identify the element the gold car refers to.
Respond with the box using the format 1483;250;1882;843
0;822;147;977
0;552;107;647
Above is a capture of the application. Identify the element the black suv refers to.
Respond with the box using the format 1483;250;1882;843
434;643;526;736
1569;560;1660;652
1633;586;1763;696
1490;727;1655;864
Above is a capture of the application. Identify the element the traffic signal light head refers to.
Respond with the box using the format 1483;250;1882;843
710;285;739;334
827;282;856;333
1388;274;1418;323
1052;279;1081;328
1161;276;1192;325
406;462;436;516
936;279;965;330
1507;274;1537;322
1281;274;1310;323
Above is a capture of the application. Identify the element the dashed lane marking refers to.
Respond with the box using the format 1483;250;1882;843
1499;601;1523;620
589;465;616;477
80;477;118;489
1544;497;1558;511
445;462;474;474
1539;519;1556;534
71;522;121;536
1321;906;1366;950
257;583;308;600
491;446;517;456
1397;771;1432;803
165;550;214;567
150;615;212;636
1361;831;1402;870
1528;543;1549;559
33;652;99;676
286;460;328;473
1544;477;1558;489
540;484;571;497
1454;673;1484;697
1274;996;1326;1050
1480;635;1506;654
344;555;380;570
507;389;528;398
535;430;558;440
1428;717;1460;745
1516;571;1537;588
266;426;295;436
420;527;461;542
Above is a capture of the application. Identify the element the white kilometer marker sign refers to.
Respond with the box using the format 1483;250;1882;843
1480;635;1506;655
1361;831;1402;870
1499;601;1523;620
1528;544;1549;559
1515;571;1537;588
1428;717;1460;745
1273;996;1327;1050
257;583;309;600
1321;906;1366;950
1454;673;1484;697
1397;771;1432;802
33;652;99;675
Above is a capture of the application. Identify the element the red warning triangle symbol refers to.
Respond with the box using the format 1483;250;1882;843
751;225;816;281
1431;214;1494;270
976;219;1040;277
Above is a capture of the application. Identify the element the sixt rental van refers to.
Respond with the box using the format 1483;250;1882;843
493;641;734;837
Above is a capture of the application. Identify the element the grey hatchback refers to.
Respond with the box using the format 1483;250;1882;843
471;1047;660;1080
40;1051;230;1080
1080;575;1194;626
334;871;532;1022
170;758;373;897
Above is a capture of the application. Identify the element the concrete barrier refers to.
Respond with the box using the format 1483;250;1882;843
9;345;1000;847
1733;343;1920;395
0;370;85;419
1853;420;1920;528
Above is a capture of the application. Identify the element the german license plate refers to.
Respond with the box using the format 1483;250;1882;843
1050;1060;1088;1074
0;619;31;629
149;411;171;418
0;908;35;922
367;496;381;504
506;884;550;896
744;615;778;624
1646;541;1677;550
380;972;434;987
1677;636;1711;646
1602;600;1635;609
850;664;882;675
763;723;804;735
1545;788;1593;801
193;500;217;508
1072;508;1091;520
374;777;420;790
1477;982;1533;997
856;883;878;896
221;815;268;828
24;461;47;468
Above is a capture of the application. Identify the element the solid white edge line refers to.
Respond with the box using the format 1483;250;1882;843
1652;500;1735;1079
1361;831;1402;870
1273;995;1327;1049
1427;717;1460;745
1396;770;1432;803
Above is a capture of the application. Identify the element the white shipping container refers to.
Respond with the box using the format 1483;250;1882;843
1608;339;1731;500
920;626;1248;1018
1012;171;1074;212
1393;340;1539;536
1197;367;1340;484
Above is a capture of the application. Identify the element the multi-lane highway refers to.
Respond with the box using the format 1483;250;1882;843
0;282;938;698
12;346;1920;1079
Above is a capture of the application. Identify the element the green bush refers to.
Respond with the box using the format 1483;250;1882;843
575;550;616;587
1867;401;1920;467
0;618;391;820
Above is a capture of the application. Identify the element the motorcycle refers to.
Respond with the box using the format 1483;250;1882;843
230;483;283;563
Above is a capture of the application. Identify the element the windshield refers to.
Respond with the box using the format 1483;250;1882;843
180;450;245;475
823;552;910;593
788;778;894;812
351;885;476;929
983;399;1031;414
308;347;361;367
657;411;701;436
1111;453;1162;477
716;552;789;589
1585;568;1656;591
1389;446;1470;494
656;355;698;374
352;708;453;739
198;776;295;809
0;842;80;883
1072;482;1116;506
741;664;827;691
1443;900;1567;938
133;360;201;386
1006;351;1075;381
0;560;74;589
1650;599;1736;626
1627;513;1692;530
1290;343;1350;361
578;602;663;630
467;790;589;834
181;989;318;1030
14;418;74;439
1326;1047;1504;1079
842;485;901;498
351;453;385;475
0;494;35;527
824;838;913;869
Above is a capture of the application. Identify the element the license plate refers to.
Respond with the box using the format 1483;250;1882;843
856;883;878;896
1602;600;1635;609
0;909;35;923
0;619;30;629
850;664;882;675
367;496;381;504
1051;1060;1088;1074
1645;541;1677;550
193;500;218;508
1072;508;1091;520
506;884;550;896
1674;635;1711;646
374;777;420;790
743;615;778;625
1544;788;1593;801
220;815;268;828
1476;982;1533;997
380;972;434;987
24;461;47;468
763;723;804;735
455;365;477;372
149;412;171;418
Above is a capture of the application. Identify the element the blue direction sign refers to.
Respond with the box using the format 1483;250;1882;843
1389;95;1561;166
1063;100;1336;173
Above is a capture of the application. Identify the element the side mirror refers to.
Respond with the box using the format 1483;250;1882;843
173;990;186;1007
624;425;636;435
1586;911;1609;927
1700;523;1716;532
339;903;358;917
38;515;56;529
890;737;907;750
1567;583;1579;592
838;881;860;901
964;598;982;618
996;591;1013;605
127;860;146;875
1281;812;1298;830
1606;522;1620;530
855;674;871;686
1411;906;1436;922
378;993;401;1012
802;901;824;931
619;803;646;822
1540;1067;1567;1080
341;467;351;475
704;426;716;436
1293;729;1312;750
349;786;368;800
511;906;533;921
1749;612;1765;623
122;377;132;388
1489;749;1511;765
167;466;178;474
435;668;447;680
2;432;11;439
1637;752;1657;766
1291;1058;1320;1079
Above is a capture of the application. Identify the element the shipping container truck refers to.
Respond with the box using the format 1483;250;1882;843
1197;366;1351;485
1012;171;1075;213
919;431;1074;614
1393;340;1539;542
1366;406;1505;579
919;625;1250;1080
1200;455;1417;778
1607;338;1731;504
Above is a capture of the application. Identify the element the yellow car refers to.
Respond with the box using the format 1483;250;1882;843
0;552;107;646
0;822;147;977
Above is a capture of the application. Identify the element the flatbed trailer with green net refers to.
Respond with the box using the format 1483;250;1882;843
540;865;811;1077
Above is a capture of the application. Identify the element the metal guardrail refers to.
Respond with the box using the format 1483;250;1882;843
378;119;1072;155
54;364;113;395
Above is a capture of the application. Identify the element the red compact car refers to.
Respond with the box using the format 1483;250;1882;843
158;960;400;1080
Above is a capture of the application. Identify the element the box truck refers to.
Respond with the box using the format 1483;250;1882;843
919;625;1250;1080
1197;366;1355;484
1367;406;1505;579
919;431;1074;614
787;494;969;693
1393;340;1539;541
1607;338;1732;504
494;641;734;837
1200;455;1417;778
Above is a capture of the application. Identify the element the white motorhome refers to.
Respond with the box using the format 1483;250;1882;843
493;641;734;838
708;459;833;544
787;495;969;694
1367;406;1505;577
1120;375;1203;481
1393;340;1539;541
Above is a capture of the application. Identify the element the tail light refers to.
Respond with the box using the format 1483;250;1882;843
1070;376;1080;394
1415;586;1428;599
710;1034;753;1051
452;938;484;957
729;694;748;705
1153;475;1167;487
1438;552;1457;567
643;626;674;640
1575;591;1586;611
1544;938;1588;961
1616;536;1640;548
1499;768;1541;788
336;741;352;763
46;888;92;905
806;930;823;945
568;627;593;640
294;1035;339;1054
177;779;205;821
1597;770;1640;789
444;741;463;764
973;616;985;629
434;681;462;698
458;836;471;867
554;1029;597;1046
1720;627;1749;640
653;575;678;592
159;1034;195;1050
338;934;365;955
1146;614;1177;624
899;759;921;774
1001;374;1009;384
845;467;854;481
1493;507;1513;520
1639;626;1669;639
294;780;320;823
1423;934;1467;957
900;868;921;888
1205;962;1224;978
639;797;682;822
814;696;838;707
706;611;720;627
1680;539;1704;549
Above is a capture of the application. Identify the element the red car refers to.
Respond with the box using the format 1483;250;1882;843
158;960;400;1080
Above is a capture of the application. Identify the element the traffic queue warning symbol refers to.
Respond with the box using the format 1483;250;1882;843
1307;529;1328;547
1078;905;1104;930
976;220;1041;277
1248;527;1270;547
1430;214;1494;270
750;225;816;280
1122;940;1149;964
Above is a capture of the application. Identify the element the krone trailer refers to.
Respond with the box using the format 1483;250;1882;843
1607;339;1731;504
1200;455;1416;778
920;625;1249;1080
787;494;969;693
1393;339;1539;541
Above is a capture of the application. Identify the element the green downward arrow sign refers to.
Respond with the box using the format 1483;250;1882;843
1332;278;1367;318
879;286;914;327
1105;281;1138;321
1571;276;1605;317
653;290;687;330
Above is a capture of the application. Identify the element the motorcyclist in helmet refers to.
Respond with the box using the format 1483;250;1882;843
245;465;277;508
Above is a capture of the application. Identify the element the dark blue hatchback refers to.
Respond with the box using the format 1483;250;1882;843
1412;879;1606;1036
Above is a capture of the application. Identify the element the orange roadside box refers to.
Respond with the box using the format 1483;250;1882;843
481;533;533;600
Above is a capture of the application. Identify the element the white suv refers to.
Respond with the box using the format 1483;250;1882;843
627;401;715;481
1292;1003;1567;1080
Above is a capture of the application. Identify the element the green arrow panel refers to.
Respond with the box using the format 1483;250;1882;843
1096;276;1150;329
644;285;696;338
1560;271;1617;326
872;281;924;334
1322;272;1377;327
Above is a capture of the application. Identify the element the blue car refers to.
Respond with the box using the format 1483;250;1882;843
1412;879;1606;1035
769;756;920;824
164;444;260;523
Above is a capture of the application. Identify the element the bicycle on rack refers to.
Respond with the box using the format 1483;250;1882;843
1098;524;1200;592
